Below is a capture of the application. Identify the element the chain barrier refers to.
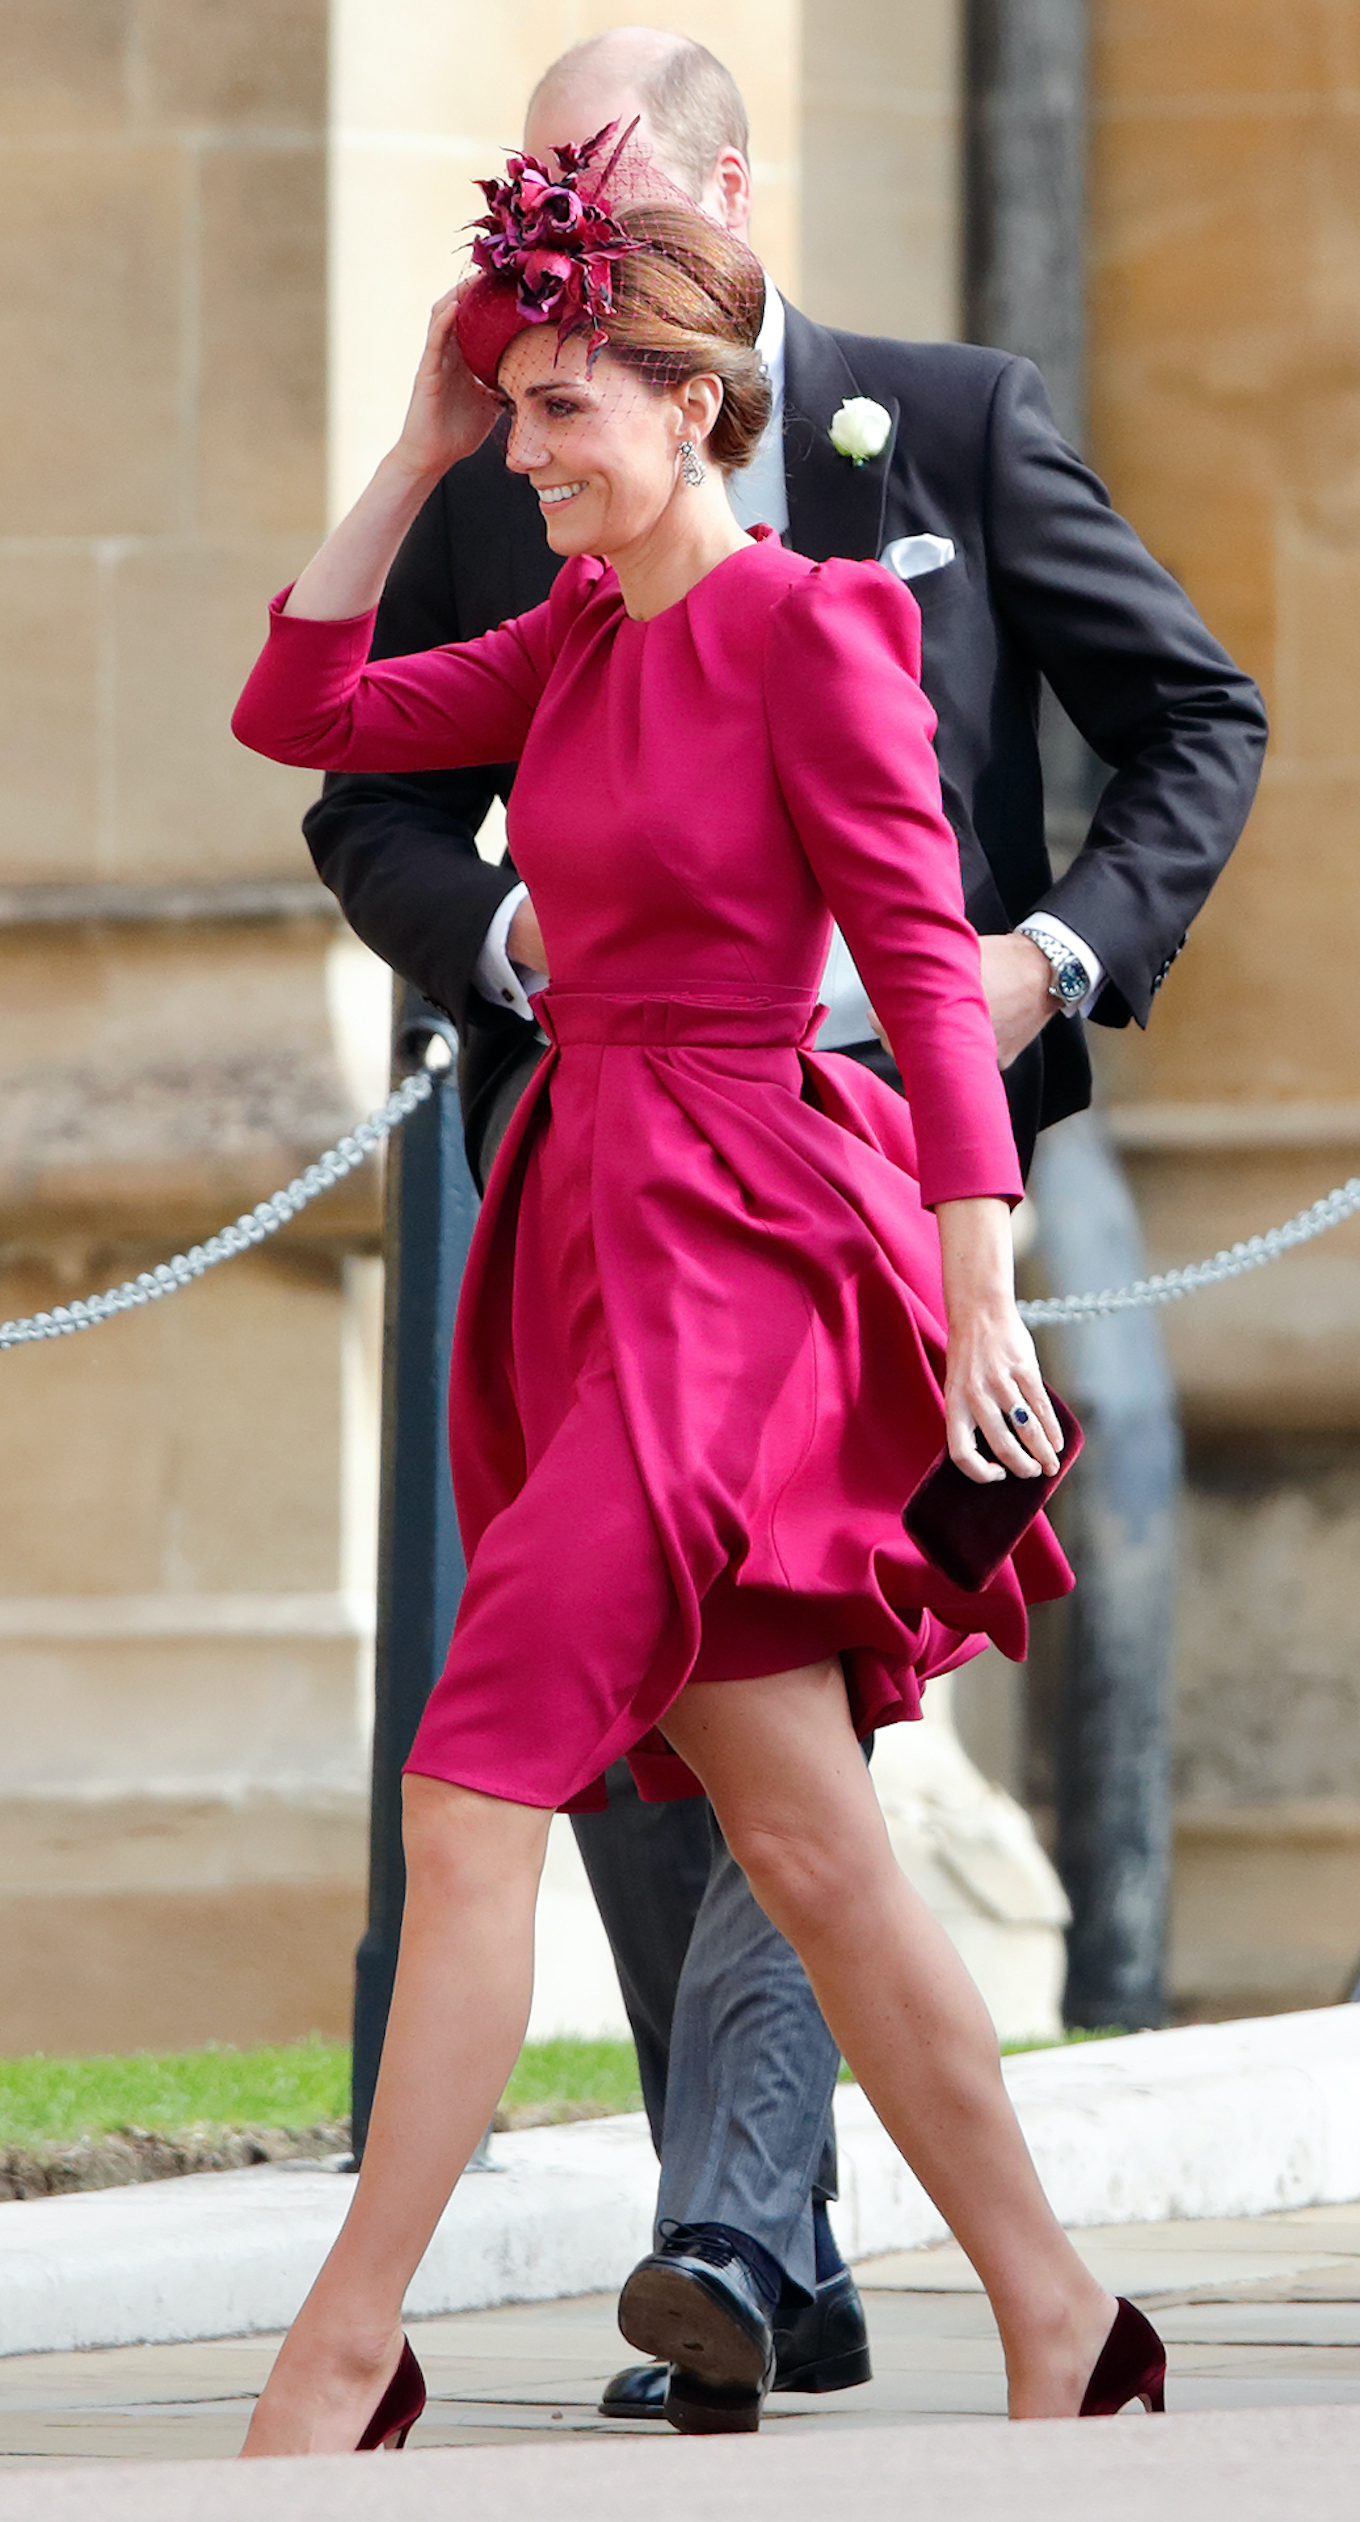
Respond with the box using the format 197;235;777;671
0;1068;434;1351
1018;1173;1360;1327
2;1062;1358;1350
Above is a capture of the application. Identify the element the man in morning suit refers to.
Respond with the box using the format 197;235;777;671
303;26;1267;2434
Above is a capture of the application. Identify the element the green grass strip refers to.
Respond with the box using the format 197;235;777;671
0;2025;1123;2149
0;2037;351;2148
496;2036;644;2121
0;2037;645;2149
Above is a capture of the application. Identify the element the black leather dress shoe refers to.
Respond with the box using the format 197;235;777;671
597;2360;669;2418
617;2228;774;2434
772;2265;872;2391
603;2251;872;2428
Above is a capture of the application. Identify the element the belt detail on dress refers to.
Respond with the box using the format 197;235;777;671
534;988;823;1050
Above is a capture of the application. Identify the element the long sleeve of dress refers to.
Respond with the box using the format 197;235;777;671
764;561;1022;1212
232;559;601;773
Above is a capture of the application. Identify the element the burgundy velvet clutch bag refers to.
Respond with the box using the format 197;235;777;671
902;1388;1083;1593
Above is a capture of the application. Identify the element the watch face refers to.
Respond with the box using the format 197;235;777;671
1053;959;1087;1004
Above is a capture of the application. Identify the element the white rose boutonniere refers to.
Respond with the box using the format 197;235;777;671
828;397;892;466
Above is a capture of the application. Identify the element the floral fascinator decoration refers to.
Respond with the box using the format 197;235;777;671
456;121;644;387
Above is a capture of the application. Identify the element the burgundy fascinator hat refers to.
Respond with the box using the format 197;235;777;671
455;120;667;387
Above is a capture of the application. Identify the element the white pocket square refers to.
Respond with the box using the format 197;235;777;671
881;532;956;583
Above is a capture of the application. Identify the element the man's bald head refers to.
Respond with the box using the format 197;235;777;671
525;27;751;230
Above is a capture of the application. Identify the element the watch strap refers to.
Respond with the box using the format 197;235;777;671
1018;922;1091;1009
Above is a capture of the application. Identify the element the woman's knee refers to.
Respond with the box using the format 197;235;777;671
722;1807;880;1943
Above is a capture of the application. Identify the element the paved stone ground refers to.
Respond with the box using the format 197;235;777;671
0;2202;1357;2466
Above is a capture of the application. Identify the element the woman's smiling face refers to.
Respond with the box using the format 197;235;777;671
496;328;691;558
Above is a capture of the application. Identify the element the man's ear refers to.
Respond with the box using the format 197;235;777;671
708;147;753;237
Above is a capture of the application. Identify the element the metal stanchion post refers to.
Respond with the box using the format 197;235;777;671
351;986;479;2158
1030;1113;1180;2028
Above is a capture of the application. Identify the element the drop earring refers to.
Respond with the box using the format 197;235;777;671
678;439;706;488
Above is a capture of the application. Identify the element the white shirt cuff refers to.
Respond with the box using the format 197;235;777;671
1017;913;1105;1013
474;882;547;1022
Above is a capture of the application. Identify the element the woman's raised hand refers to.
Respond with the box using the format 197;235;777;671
280;285;501;622
393;286;502;486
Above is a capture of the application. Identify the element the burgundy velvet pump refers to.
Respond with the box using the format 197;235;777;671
356;2338;427;2451
1079;2298;1167;2416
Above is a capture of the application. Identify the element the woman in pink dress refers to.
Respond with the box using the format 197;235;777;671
232;138;1165;2450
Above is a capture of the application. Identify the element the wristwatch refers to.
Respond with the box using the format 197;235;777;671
1018;923;1089;1010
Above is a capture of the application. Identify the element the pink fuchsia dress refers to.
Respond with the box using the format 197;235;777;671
234;525;1073;1811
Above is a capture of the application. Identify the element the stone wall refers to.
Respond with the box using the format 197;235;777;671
801;0;961;341
1086;0;1360;1403
1081;1;1360;2013
0;0;380;2049
0;0;329;879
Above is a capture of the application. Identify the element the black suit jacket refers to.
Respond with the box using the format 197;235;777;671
304;307;1267;1178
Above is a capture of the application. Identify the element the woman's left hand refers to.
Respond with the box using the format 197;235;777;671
936;1195;1062;1487
943;1300;1063;1486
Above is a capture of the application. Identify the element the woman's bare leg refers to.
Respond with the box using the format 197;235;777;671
242;1775;551;2455
660;1663;1116;2419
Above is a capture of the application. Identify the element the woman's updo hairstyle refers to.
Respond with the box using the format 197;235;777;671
602;203;771;474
